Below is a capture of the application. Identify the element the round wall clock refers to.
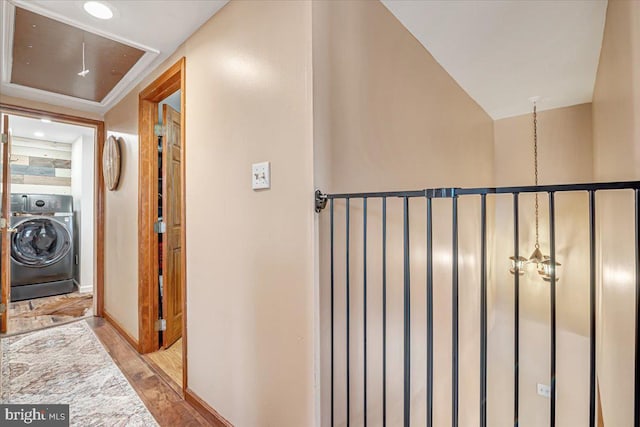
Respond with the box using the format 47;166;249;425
103;135;122;191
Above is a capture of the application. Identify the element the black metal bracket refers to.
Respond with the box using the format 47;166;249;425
426;188;458;198
315;189;328;213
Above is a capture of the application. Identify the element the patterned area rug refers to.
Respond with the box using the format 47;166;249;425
0;321;158;426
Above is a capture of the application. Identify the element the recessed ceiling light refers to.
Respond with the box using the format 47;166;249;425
83;1;113;20
41;119;51;123
34;131;44;138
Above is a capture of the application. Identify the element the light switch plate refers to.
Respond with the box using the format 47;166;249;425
252;161;270;190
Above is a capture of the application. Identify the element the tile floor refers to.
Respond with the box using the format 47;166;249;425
5;291;93;336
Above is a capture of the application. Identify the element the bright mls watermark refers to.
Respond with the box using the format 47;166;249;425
0;405;69;426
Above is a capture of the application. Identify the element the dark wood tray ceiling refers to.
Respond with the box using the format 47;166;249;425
11;7;145;102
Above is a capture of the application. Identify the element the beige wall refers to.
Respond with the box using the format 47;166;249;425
491;104;593;427
105;1;316;425
102;90;140;339
592;1;640;426
184;1;315;425
494;104;594;187
313;1;494;425
593;1;640;181
314;2;493;193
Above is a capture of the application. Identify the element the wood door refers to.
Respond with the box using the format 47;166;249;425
162;104;183;348
0;114;12;333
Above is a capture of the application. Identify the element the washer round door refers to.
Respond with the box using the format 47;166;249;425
11;217;72;267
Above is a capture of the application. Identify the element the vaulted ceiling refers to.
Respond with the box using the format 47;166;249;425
381;0;608;119
2;1;608;119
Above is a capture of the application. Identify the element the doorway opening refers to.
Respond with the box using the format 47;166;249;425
137;58;186;394
0;104;105;336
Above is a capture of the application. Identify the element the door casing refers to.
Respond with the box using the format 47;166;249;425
0;113;10;333
0;103;106;330
137;57;188;393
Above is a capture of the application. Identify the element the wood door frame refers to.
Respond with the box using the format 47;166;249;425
1;114;10;333
0;103;106;320
137;57;187;392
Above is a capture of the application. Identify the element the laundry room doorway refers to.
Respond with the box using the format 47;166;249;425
0;105;105;335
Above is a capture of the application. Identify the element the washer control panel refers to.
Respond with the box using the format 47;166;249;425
10;194;73;214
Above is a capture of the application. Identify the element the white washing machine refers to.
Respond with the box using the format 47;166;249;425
10;194;75;301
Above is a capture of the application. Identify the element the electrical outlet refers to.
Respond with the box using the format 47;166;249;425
252;161;271;190
537;383;551;398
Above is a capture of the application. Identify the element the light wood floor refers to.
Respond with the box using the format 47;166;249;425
4;292;93;336
146;338;184;388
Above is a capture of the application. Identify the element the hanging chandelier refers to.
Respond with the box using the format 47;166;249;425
509;97;561;282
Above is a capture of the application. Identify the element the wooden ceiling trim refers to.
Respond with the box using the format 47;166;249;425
11;7;145;103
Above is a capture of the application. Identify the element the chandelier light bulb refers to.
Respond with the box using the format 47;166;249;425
539;259;561;282
509;256;527;275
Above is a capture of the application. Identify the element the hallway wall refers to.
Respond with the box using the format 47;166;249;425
101;84;138;339
104;1;316;425
183;1;314;425
592;1;640;425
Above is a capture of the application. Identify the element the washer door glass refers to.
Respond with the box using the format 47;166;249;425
11;218;71;267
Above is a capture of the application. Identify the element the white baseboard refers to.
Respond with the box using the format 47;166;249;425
76;282;93;294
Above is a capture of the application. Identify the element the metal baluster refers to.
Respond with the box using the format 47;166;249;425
635;189;640;427
363;198;368;427
403;197;411;427
382;197;387;427
549;192;557;427
480;194;488;427
589;191;596;427
330;199;335;427
426;196;434;427
452;195;459;427
346;198;351;427
514;193;520;427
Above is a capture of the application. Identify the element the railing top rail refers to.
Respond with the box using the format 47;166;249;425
319;180;640;201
